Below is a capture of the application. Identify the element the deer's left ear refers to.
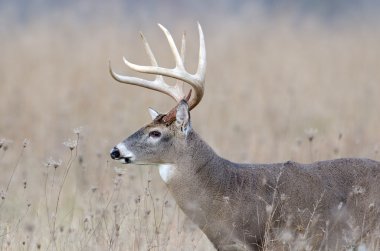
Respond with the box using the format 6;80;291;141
176;100;191;135
148;107;160;121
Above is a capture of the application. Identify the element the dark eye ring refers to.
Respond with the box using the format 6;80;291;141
149;130;161;138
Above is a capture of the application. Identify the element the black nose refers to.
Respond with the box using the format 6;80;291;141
110;147;120;159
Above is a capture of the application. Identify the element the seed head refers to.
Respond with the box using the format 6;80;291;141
63;139;77;150
369;202;375;209
304;128;318;142
352;185;365;195
114;167;126;176
135;196;141;204
90;186;97;193
84;216;89;223
22;139;30;148
45;157;62;169
223;196;230;204
0;138;12;151
280;193;288;201
73;126;83;135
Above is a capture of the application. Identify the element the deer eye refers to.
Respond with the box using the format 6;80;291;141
149;130;161;138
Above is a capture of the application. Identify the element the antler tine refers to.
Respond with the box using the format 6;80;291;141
139;32;158;67
158;24;185;69
175;31;187;93
187;22;206;110
181;32;186;64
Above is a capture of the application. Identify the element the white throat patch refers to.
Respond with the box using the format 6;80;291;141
159;164;176;184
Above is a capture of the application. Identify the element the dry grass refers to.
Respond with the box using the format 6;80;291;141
1;4;380;250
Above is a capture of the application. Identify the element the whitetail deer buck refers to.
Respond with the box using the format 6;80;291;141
109;24;380;250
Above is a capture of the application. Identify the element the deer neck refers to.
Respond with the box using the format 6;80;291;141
158;130;240;231
159;130;229;189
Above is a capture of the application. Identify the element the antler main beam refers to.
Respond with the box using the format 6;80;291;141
109;23;206;111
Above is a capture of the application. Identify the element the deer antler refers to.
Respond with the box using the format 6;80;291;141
109;23;206;121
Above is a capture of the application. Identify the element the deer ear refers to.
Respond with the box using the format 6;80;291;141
176;100;191;134
148;107;160;121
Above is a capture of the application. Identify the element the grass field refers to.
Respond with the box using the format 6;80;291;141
1;4;380;250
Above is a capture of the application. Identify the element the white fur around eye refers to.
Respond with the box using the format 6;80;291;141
147;130;162;143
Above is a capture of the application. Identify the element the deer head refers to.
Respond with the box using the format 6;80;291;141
109;24;206;165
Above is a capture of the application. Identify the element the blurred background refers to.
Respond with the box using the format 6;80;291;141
0;0;380;250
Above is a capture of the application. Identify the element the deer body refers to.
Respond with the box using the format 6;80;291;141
108;24;380;250
116;122;380;250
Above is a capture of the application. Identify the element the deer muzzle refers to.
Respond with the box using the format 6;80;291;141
110;145;135;164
